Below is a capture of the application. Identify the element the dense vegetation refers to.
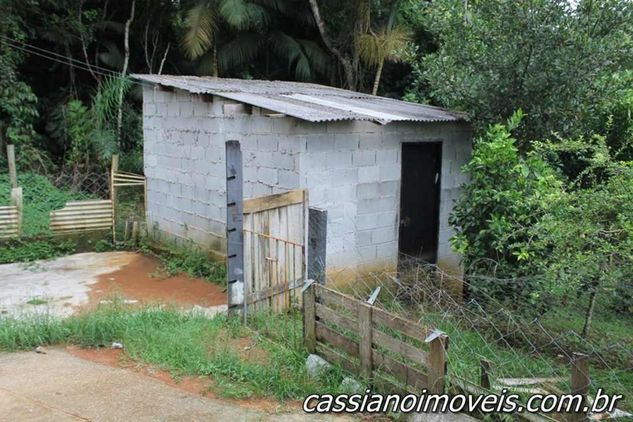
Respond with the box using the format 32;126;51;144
1;0;632;334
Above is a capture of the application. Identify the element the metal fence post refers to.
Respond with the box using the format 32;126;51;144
225;140;245;320
303;283;316;353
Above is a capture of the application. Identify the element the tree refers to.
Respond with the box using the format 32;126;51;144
449;111;563;305
181;0;331;81
358;0;410;95
407;0;633;142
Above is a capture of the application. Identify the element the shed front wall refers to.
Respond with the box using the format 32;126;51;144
142;85;471;277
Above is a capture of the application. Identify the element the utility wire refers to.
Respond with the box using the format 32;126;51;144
0;36;147;86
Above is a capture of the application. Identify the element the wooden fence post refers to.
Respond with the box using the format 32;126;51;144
570;353;589;422
110;154;119;242
225;141;245;320
7;144;17;189
480;359;492;390
428;334;448;394
10;187;23;236
303;283;316;353
359;303;373;382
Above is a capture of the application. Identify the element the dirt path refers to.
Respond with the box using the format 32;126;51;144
0;348;354;422
0;252;227;317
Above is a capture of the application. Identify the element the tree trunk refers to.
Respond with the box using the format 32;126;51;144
212;41;218;77
582;286;598;339
371;59;384;95
308;0;356;90
117;0;135;142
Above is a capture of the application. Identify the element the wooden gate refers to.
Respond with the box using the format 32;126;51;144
243;189;308;312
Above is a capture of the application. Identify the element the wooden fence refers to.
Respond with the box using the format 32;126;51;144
49;199;113;235
0;187;22;240
303;282;448;394
243;189;307;313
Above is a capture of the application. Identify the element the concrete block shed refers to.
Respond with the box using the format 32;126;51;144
132;75;472;280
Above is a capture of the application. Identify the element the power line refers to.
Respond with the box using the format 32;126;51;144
0;35;121;77
0;36;147;87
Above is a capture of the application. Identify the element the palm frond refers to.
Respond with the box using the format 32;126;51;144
219;0;269;29
358;25;412;67
217;32;262;70
92;76;131;129
182;1;217;59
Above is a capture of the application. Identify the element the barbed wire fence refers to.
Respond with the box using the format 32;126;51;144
320;246;633;418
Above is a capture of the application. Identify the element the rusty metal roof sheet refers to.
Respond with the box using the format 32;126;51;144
131;74;467;125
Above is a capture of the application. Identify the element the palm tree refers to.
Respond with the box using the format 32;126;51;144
180;0;331;80
358;25;410;95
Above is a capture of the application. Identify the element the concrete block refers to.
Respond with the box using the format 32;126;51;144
325;150;352;168
359;133;382;149
278;170;300;189
376;149;398;165
167;101;179;117
179;102;194;117
257;135;278;152
251;117;273;134
358;165;379;183
357;183;380;199
334;133;360;150
376;241;398;259
305;134;335;153
372;227;397;245
257;167;277;186
379;164;400;181
278;136;307;154
355;230;372;247
352;150;376;167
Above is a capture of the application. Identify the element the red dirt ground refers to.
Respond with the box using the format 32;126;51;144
87;254;226;308
66;346;297;413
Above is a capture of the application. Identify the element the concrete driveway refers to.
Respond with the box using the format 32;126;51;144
0;348;351;422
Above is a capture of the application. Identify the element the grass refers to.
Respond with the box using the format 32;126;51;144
139;240;227;285
26;299;48;305
0;173;95;237
0;303;348;401
0;237;77;264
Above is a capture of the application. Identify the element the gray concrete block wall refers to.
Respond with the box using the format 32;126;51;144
299;120;471;274
143;84;471;275
143;86;308;254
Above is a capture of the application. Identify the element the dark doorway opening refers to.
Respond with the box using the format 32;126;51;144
398;143;442;263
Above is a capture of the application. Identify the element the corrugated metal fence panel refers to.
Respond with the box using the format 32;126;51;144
50;199;113;234
243;189;307;313
0;206;19;239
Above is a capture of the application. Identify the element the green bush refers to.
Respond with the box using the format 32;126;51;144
449;111;562;305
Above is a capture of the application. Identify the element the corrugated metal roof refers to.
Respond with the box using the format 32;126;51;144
131;74;467;125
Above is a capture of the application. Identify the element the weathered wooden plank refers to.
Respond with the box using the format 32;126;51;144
66;200;112;206
373;349;429;391
7;145;17;189
372;306;432;343
315;303;357;332
243;189;305;214
373;373;411;396
315;343;360;375
51;209;113;217
316;322;359;356
570;353;589;422
359;303;373;380
51;223;112;230
247;278;303;303
427;334;448;394
315;284;359;314
372;329;429;366
50;214;112;222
